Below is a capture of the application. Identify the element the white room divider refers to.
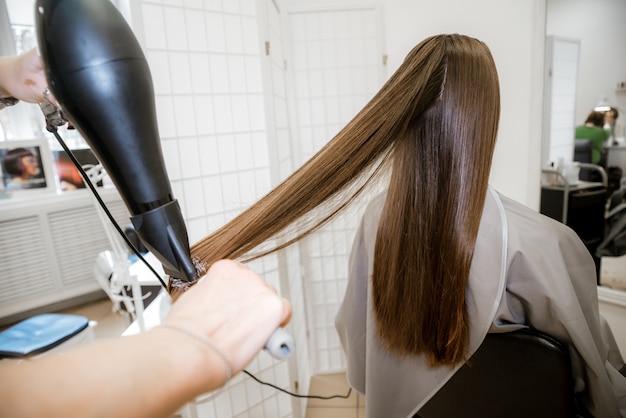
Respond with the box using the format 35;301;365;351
286;3;386;375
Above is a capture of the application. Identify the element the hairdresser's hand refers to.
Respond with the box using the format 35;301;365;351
0;260;291;418
163;260;292;382
0;48;55;104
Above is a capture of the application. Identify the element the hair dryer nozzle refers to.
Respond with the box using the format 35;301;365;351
131;201;197;282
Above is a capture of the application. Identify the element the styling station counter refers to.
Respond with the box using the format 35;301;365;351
0;188;129;325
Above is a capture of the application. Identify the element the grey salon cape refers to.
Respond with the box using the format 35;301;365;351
336;187;626;418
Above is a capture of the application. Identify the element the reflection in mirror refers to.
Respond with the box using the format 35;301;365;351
545;0;626;295
546;2;626;367
546;0;626;160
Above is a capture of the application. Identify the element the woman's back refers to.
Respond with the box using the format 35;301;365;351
336;189;626;417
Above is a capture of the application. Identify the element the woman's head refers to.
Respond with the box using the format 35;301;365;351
605;107;619;125
3;148;39;178
372;34;500;365
379;34;500;213
585;111;606;127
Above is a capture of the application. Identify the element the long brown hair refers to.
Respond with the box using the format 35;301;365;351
188;34;500;366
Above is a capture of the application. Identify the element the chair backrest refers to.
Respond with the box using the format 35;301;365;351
574;139;593;163
414;328;579;418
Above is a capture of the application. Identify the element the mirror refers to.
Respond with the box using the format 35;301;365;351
546;0;626;153
546;0;626;294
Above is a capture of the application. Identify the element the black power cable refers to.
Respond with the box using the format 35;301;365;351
47;126;166;289
243;370;352;400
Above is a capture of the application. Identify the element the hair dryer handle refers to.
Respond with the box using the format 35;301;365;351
265;328;294;360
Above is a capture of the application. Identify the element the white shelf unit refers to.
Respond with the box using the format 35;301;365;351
0;188;129;325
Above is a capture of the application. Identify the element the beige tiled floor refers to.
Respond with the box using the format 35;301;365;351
57;298;366;417
57;297;130;339
51;298;365;417
305;372;364;418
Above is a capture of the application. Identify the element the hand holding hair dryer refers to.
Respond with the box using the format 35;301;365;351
35;0;196;282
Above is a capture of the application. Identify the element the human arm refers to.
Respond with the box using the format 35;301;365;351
0;48;51;107
0;259;292;418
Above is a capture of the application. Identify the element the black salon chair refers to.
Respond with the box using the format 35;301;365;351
574;139;597;182
574;139;593;163
414;328;584;418
574;139;608;182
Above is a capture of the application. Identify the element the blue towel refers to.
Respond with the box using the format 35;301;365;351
0;313;89;358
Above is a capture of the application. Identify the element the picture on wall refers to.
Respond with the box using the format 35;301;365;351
0;140;53;193
53;148;102;191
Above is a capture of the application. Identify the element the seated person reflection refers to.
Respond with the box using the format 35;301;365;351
181;34;626;417
576;110;611;164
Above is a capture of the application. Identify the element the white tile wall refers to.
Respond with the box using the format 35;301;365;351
131;0;385;415
287;5;384;374
139;0;274;236
133;0;296;416
545;37;580;165
262;1;311;416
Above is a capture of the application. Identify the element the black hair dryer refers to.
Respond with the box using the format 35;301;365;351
35;0;294;359
35;0;196;282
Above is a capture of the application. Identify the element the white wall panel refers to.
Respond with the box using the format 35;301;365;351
131;0;294;416
286;4;385;375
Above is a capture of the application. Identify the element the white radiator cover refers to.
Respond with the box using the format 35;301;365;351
0;188;129;322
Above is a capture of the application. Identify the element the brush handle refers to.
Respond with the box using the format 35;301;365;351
265;328;294;359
